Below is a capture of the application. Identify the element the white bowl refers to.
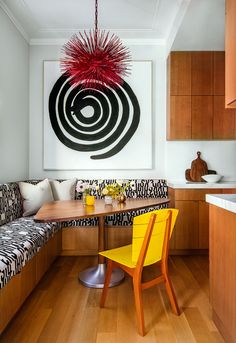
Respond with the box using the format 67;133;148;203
201;174;222;183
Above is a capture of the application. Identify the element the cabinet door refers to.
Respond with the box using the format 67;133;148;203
174;200;199;249
199;201;209;249
167;96;191;139
169;52;191;95
225;0;236;107
213;52;225;95
213;96;236;139
192;96;213;139
191;52;213;95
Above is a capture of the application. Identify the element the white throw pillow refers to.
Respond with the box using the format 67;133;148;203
49;178;77;201
19;179;54;217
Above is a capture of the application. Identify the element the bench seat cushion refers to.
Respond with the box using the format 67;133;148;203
0;217;58;289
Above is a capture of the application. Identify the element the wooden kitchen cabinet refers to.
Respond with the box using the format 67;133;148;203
169;51;191;95
174;200;199;249
167;51;236;140
167;96;191;139
191;52;213;95
169;187;236;253
213;96;236;139
209;204;236;343
191;96;213;139
213;51;225;95
225;0;236;107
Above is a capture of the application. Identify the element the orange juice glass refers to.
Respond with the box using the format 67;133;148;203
86;195;95;206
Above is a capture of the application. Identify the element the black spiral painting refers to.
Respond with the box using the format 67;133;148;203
48;74;140;159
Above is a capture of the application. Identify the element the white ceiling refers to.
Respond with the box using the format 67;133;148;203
0;0;225;50
0;0;190;44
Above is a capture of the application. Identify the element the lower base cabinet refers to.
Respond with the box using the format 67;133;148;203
168;187;236;253
209;205;236;343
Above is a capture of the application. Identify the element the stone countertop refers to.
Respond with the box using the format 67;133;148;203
206;194;236;214
168;181;236;189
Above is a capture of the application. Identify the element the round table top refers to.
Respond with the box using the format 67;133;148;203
34;197;170;222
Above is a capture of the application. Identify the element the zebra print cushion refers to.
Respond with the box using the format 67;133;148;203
0;179;167;227
0;183;23;226
62;179;168;227
0;217;58;289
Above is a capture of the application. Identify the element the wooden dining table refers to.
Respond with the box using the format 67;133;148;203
34;197;170;288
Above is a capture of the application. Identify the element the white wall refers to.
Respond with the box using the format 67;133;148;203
29;42;236;182
172;0;225;51
0;8;29;183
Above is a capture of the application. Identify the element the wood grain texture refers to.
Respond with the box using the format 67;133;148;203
0;231;62;335
35;198;170;223
213;52;225;96
167;96;191;140
168;188;234;251
191;52;213;96
169;52;191;95
172;189;222;201
174;200;199;249
189;152;208;182
225;0;236;107
61;226;133;257
198;201;209;249
191;96;213;139
213;96;236;139
209;205;236;343
0;255;224;343
167;50;236;140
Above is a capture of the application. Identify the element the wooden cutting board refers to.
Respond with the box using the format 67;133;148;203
187;152;209;182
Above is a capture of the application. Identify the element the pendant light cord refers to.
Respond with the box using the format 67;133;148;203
94;0;98;46
95;0;98;32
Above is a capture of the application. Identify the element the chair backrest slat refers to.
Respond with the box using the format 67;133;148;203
132;209;179;266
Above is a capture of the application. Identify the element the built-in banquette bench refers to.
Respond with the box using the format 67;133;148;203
0;179;167;334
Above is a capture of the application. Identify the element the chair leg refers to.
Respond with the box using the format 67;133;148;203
133;277;145;336
100;259;113;308
164;274;180;316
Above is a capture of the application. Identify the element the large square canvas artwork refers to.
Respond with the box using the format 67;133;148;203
43;60;152;170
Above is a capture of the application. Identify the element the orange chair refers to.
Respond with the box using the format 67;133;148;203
99;209;180;336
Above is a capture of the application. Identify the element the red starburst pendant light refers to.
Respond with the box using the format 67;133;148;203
60;0;131;90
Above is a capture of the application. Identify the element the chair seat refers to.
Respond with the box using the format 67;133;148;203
99;244;161;268
100;245;135;268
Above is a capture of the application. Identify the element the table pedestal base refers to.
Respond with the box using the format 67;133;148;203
78;263;125;288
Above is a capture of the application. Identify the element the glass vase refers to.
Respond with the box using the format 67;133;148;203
104;195;113;205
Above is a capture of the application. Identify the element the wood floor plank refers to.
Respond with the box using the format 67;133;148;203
184;307;215;343
160;288;196;343
96;332;118;343
0;256;225;343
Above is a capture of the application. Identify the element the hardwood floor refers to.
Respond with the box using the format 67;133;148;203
0;256;225;343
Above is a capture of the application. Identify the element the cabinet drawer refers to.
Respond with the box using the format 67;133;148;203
172;189;222;201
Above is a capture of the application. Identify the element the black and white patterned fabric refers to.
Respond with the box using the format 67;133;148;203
0;183;23;226
0;178;167;289
0;217;58;289
62;179;168;227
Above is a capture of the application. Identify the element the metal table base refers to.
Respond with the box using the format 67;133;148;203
79;263;125;288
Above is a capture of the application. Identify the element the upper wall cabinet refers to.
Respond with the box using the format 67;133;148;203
167;51;236;140
191;52;213;95
225;0;236;108
170;52;191;95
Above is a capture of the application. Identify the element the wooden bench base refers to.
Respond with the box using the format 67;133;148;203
61;226;208;256
61;226;133;256
0;231;62;335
